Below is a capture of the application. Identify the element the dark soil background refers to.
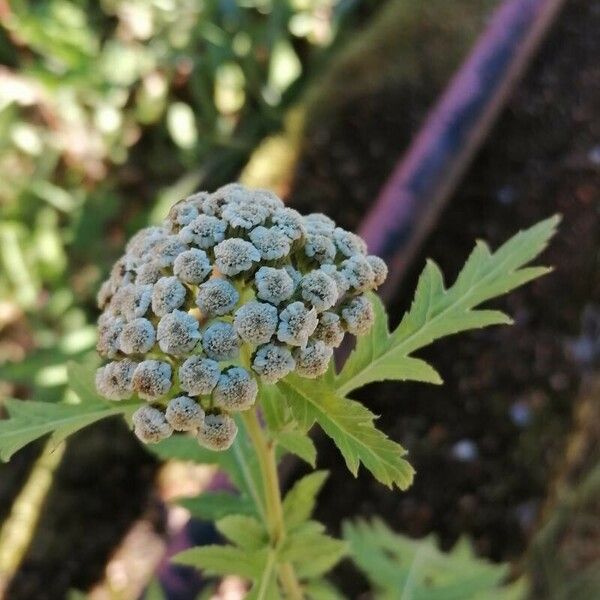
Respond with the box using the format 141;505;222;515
286;0;599;595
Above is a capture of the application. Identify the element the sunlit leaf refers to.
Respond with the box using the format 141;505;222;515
283;471;329;530
280;376;414;490
337;216;559;395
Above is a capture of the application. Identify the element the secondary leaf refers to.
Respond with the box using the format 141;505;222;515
337;216;559;395
280;376;414;490
275;430;317;467
261;383;316;466
0;397;138;462
282;470;329;530
178;491;256;520
173;545;268;580
343;518;525;600
281;521;348;579
216;514;267;550
0;359;140;461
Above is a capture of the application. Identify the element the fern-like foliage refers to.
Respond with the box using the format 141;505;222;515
0;361;138;461
174;470;346;599
337;216;559;395
343;519;526;600
280;375;414;490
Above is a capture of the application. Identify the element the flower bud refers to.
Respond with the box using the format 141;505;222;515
126;226;167;260
250;189;284;212
97;316;125;358
222;202;269;230
179;356;220;396
156;310;201;355
249;226;291;261
254;266;295;305
119;318;156;354
320;264;350;300
113;284;153;321
132;360;172;401
304;234;337;264
272;207;305;241
153;235;189;268
196;278;239;317
165;396;205;431
214;238;261;276
340;255;375;292
333;227;367;257
95;359;136;400
135;261;163;285
197;413;238;450
313;312;345;348
202;184;243;216
252;343;295;383
202;321;240;361
300;270;338;312
213;367;258;411
277;302;318;348
132;405;173;443
233;301;278;345
179;215;227;249
366;255;388;287
342;295;375;335
167;200;199;229
304;213;335;235
152;277;187;317
294;341;333;379
97;280;113;310
173;248;212;284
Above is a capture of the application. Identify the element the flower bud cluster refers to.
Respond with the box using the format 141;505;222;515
95;184;387;450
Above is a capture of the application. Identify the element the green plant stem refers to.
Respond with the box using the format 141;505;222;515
242;409;304;599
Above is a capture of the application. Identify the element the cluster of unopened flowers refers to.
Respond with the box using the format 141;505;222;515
95;184;388;450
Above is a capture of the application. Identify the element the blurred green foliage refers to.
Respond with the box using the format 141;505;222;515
0;0;375;402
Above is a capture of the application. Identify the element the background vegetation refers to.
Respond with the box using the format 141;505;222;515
0;0;375;402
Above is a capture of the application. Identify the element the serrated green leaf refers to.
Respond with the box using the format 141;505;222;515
343;518;524;600
337;216;559;395
0;397;138;462
0;359;140;461
337;294;444;394
275;430;317;467
173;544;268;580
281;376;414;490
282;471;328;529
178;491;256;520
281;521;348;579
216;514;267;550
